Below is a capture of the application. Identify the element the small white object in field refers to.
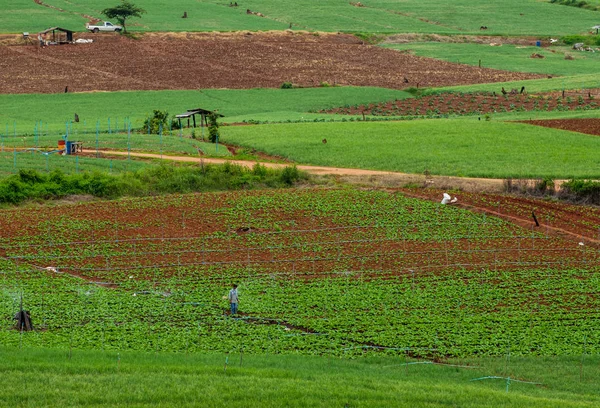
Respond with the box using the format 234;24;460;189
45;266;57;273
579;242;585;246
550;38;558;44
441;193;458;205
129;275;133;279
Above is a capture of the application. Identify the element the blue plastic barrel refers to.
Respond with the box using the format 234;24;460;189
536;41;541;47
65;141;72;155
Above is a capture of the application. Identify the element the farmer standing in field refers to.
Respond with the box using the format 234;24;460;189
228;284;239;315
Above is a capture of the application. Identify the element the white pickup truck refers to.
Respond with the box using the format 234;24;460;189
86;21;122;33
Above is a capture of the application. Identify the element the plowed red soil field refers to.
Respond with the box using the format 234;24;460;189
0;32;541;94
522;118;600;136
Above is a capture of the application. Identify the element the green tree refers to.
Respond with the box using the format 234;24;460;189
101;1;146;33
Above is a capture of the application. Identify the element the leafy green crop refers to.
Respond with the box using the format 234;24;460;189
1;189;598;358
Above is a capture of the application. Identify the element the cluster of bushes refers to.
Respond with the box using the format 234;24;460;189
559;179;600;205
0;164;307;206
503;178;600;205
561;34;600;46
142;110;185;134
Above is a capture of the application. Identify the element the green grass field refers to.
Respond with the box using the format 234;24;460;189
1;348;598;407
384;43;600;76
0;87;410;135
3;0;600;35
0;150;150;176
0;131;232;176
220;119;600;178
0;132;230;156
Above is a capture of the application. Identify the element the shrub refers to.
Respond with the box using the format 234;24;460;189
280;82;293;89
561;34;594;45
142;110;169;134
560;179;600;204
0;163;310;206
353;32;386;44
280;165;301;185
170;115;182;130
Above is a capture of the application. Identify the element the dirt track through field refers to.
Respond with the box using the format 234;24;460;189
0;32;541;94
83;148;507;184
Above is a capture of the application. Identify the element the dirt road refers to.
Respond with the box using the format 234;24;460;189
83;149;513;191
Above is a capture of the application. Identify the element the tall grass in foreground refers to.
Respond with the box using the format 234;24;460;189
0;348;597;407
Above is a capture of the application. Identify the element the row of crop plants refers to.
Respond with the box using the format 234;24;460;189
1;189;599;357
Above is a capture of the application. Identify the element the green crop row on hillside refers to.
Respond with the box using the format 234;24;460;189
3;0;600;35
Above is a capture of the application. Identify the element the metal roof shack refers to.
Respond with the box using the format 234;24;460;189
38;27;74;46
176;108;224;128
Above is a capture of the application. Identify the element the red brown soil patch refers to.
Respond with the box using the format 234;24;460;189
0;31;542;94
0;189;598;284
323;90;600;117
520;118;600;136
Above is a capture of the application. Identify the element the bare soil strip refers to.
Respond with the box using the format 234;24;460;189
521;118;600;136
0;32;541;94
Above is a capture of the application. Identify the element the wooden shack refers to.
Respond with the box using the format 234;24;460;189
38;27;74;46
176;108;224;129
